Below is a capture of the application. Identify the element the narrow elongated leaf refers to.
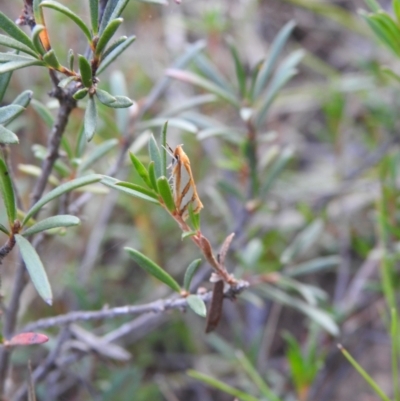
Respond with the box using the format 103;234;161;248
15;234;53;305
187;295;207;317
109;69;130;133
97;35;136;74
101;176;159;204
157;176;175;212
84;96;97;141
187;370;260;401
0;223;9;235
73;88;88;100
125;247;181;293
106;95;133;108
280;219;324;265
95;88;116;105
0;34;38;57
161;121;168;177
31;99;54;127
0;70;12;103
285;256;340;277
0;125;19;144
99;0;129;33
253;20;296;100
0;59;45;74
79;55;93;88
0;105;25;125
166;69;240;108
101;36;127;59
31;25;46;55
12;90;33;108
23;215;80;237
89;0;99;34
148;161;158;192
162;94;217;117
0;12;36;51
129;152;152;188
227;37;247;98
22;174;102;225
184;258;202;290
95;18;123;55
115;180;159;202
148;135;162;178
0;158;16;224
394;0;400;24
137;118;197;134
40;1;92;42
78;138;118;173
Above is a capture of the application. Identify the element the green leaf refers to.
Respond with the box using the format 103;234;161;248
182;231;197;240
78;54;93;87
73;88;89;100
0;53;40;63
0;105;25;125
84;96;97;141
255;50;304;127
365;0;381;12
0;223;9;235
40;1;92;42
15;234;53;305
101;36;127;59
33;0;45;25
23;215;80;237
67;48;74;70
394;0;400;25
260;147;293;196
95;18;123;55
32;144;71;177
148;134;162;178
129;152;152;188
31;25;46;55
188;203;200;230
58;76;76;89
0;12;36;51
78;138;118;173
12;89;33;109
97;35;136;74
183;258;202;290
95;88;116;105
105;95;133;108
148;161;158;192
125;247;181;293
43;49;61;69
338;345;391;401
0;34;38;57
22;174;102;226
31;99;54;127
157;176;175;212
187;370;260;401
0;70;12;103
99;0;129;34
115;180;159;203
101;176;159;204
137;118;197;134
227;37;246;98
167;69;240;108
0;125;19;144
0;157;16;224
89;0;99;35
0;59;45;74
253;20;296;100
187;295;207;317
280;219;324;265
161;121;168;177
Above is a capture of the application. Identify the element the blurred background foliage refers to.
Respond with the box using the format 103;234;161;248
1;0;400;400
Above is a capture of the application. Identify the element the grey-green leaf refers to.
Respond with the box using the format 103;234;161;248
99;0;129;34
105;95;133;108
0;125;19;144
15;234;53;305
0;12;36;51
280;219;324;265
0;157;16;223
0;59;45;74
95;18;123;55
12;89;33;108
101;176;159;204
184;258;202;290
23;215;80;237
148;134;162;178
0;33;38;57
84;96;97;141
97;35;136;75
89;0;99;35
95;88;116;105
0;105;25;125
187;295;207;317
125;247;181;293
157;176;175;212
22;174;102;226
78;138;118;173
40;1;92;42
0;70;12;104
43;49;61;69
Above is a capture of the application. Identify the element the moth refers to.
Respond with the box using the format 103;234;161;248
168;145;203;220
